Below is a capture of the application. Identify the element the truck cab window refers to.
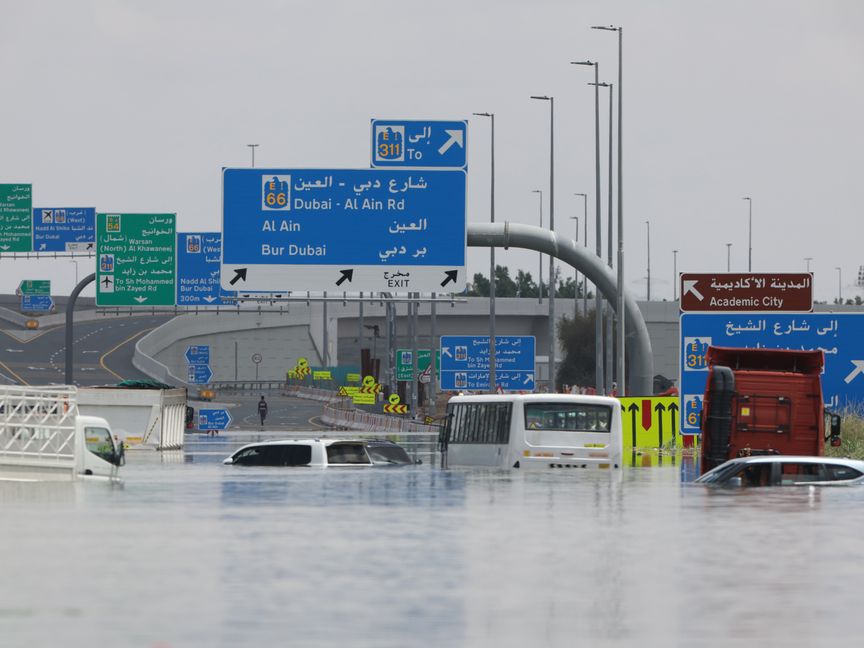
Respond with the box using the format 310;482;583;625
85;427;117;464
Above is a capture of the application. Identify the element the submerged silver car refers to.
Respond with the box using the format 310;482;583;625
695;455;864;487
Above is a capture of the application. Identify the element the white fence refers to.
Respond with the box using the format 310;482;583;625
0;385;79;477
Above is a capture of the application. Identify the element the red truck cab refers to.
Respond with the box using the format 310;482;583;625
700;346;841;473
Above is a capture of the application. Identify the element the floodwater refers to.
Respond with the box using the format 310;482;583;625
2;440;863;648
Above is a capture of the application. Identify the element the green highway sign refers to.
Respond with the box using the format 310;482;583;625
18;280;50;295
96;213;176;306
0;184;32;252
396;348;440;381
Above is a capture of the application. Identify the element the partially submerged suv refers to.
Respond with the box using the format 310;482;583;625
223;439;415;467
695;455;864;487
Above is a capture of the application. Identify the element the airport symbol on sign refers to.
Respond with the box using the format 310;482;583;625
370;120;467;169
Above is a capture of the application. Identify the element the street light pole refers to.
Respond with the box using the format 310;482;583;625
530;95;556;392
804;257;813;272
592;24;625;396
836;266;843;303
673;250;678;301
574;192;588;316
474;112;496;393
532;189;543;303
645;220;651;301
726;243;732;272
742;196;752;271
591;79;614;394
247;144;259;167
572;60;604;393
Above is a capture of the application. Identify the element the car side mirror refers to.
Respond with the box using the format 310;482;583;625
830;435;842;448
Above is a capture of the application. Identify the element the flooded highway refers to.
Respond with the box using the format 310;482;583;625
1;445;862;647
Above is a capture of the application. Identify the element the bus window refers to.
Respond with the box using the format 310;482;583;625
524;403;612;432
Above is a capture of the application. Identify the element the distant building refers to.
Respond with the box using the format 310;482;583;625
858;265;864;287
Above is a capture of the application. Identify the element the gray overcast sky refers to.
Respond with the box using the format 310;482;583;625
1;0;862;302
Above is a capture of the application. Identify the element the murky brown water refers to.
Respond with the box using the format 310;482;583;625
1;444;862;647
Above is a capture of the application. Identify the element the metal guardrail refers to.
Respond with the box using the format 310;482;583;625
212;380;287;392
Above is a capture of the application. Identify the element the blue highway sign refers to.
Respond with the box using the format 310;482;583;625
198;408;232;431
20;294;53;312
33;208;95;252
221;168;466;293
680;313;864;435
187;364;213;385
371;120;467;169
185;345;210;366
440;335;535;392
177;232;236;306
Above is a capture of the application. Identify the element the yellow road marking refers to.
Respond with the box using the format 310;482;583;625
99;329;153;381
0;359;29;386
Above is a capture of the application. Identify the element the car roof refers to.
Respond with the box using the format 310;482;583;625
720;455;864;468
448;394;620;407
232;438;374;452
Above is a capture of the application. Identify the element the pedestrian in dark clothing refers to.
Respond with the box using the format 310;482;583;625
258;396;268;428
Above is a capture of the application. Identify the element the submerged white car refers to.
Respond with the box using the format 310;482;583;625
223;439;415;467
695;455;864;487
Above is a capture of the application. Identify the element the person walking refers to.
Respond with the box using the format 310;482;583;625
257;395;268;428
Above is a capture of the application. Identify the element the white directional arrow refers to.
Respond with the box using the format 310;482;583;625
438;129;464;155
844;360;864;384
441;347;453;358
683;279;704;301
203;296;217;303
133;296;148;304
0;245;9;251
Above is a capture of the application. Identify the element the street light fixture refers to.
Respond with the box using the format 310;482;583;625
247;144;259;167
531;189;543;303
591;24;625;396
742;196;752;271
530;94;556;391
473;111;496;392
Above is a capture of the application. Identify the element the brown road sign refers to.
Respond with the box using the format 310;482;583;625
679;273;813;312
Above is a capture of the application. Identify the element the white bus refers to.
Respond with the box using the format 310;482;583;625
440;394;622;470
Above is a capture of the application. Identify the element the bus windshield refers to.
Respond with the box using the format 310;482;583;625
524;403;612;433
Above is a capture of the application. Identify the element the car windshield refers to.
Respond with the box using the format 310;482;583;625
366;444;413;465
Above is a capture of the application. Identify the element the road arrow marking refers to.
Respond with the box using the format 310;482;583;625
844;360;864;384
438;129;464;155
683;279;703;301
336;269;353;286
440;270;458;287
229;268;247;285
133;296;147;304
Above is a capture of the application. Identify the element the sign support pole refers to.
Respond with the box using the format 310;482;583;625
430;292;437;407
65;273;96;385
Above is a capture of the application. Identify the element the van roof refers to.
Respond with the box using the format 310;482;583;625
447;393;620;406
